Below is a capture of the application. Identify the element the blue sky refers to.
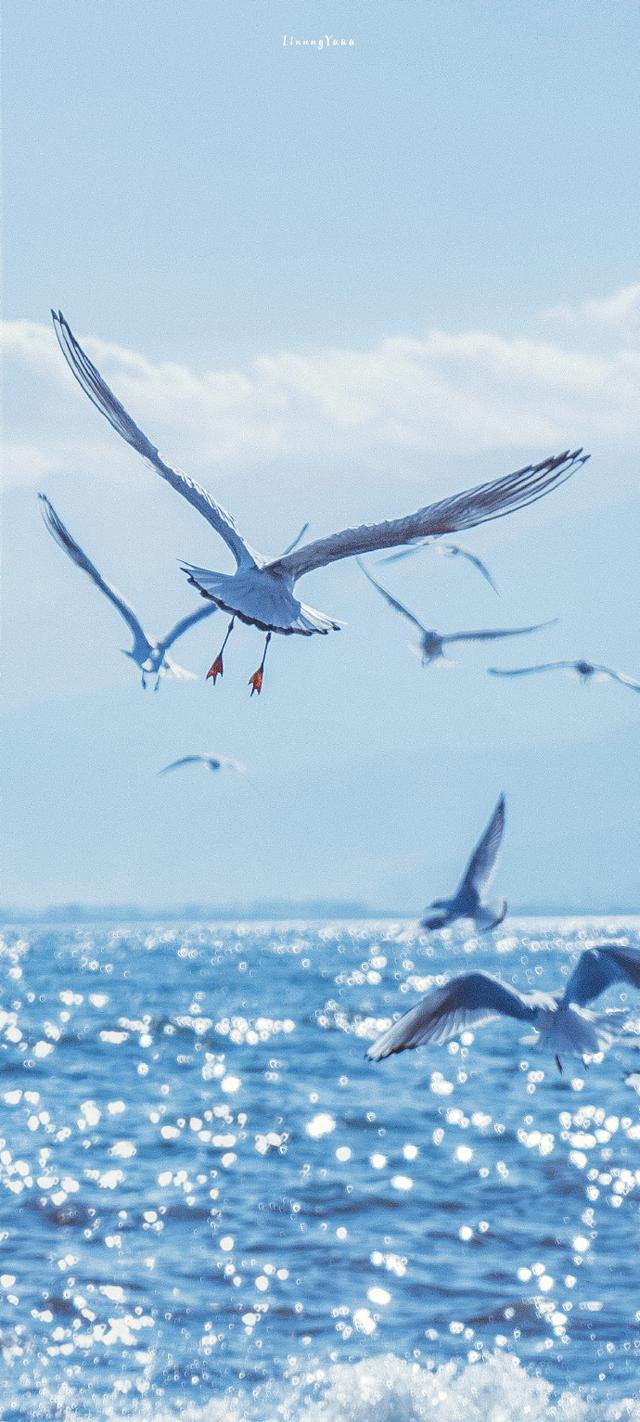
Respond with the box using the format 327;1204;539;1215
3;0;639;911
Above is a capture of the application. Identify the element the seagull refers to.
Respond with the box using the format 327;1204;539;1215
380;541;499;594
52;309;589;694
367;941;640;1072
488;660;640;693
358;562;554;668
39;492;217;688
421;794;507;931
158;754;247;776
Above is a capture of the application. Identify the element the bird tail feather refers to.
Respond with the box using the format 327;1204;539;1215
526;1004;627;1059
476;899;507;931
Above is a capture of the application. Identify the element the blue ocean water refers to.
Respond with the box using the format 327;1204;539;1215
1;918;639;1420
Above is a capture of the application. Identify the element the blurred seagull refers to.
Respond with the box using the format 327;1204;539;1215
421;794;507;932
159;754;247;776
367;941;640;1072
488;659;640;693
52;310;588;694
380;540;499;594
358;562;554;668
39;493;216;688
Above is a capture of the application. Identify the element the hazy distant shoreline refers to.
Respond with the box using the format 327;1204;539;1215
2;903;639;925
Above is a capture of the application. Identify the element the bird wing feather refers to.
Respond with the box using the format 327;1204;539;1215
443;620;555;645
159;603;218;651
39;493;148;652
379;542;499;594
592;665;640;691
367;971;542;1061
458;795;506;898
158;757;203;773
271;450;589;581
51;311;256;569
356;560;427;632
564;944;640;1007
487;662;574;678
444;545;499;593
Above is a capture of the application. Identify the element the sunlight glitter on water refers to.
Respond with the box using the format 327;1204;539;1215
0;918;639;1416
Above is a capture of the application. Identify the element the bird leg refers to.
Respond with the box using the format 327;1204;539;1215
249;633;272;696
555;1054;563;1075
141;671;147;690
207;617;235;683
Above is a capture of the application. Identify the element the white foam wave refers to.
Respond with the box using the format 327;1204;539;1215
28;1352;640;1422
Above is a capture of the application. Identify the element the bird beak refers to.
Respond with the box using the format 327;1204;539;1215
207;654;224;683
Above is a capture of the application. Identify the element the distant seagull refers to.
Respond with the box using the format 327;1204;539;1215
158;754;247;776
421;795;507;932
358;562;554;668
488;659;640;693
367;941;640;1072
39;493;216;688
52;310;588;694
380;541;499;594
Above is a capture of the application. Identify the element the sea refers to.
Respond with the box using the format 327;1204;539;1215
1;917;640;1420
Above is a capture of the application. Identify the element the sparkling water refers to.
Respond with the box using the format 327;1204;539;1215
1;918;639;1418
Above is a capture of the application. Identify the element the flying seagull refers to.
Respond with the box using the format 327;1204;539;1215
380;541;499;594
52;309;588;694
358;562;554;668
421;794;507;932
39;492;216;688
488;660;640;693
158;754;247;776
367;941;640;1073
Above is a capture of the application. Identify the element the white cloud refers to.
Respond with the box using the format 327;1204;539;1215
543;281;640;333
2;291;640;494
3;442;59;485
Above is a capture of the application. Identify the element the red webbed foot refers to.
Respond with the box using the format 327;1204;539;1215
207;618;236;683
249;632;271;697
207;654;224;683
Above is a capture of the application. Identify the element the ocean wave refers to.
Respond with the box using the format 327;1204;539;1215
17;1353;640;1422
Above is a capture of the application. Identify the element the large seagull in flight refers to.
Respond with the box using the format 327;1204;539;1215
367;942;640;1074
52;310;589;694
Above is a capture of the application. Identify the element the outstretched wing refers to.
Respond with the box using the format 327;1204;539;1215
367;970;543;1061
593;665;640;692
281;521;310;556
51;310;257;570
159;602;218;652
444;619;556;646
39;493;148;652
487;661;575;678
158;756;204;774
271;450;589;581
357;560;427;632
458;795;506;898
378;540;432;566
442;544;499;593
564;943;640;1007
220;757;248;775
380;541;499;594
